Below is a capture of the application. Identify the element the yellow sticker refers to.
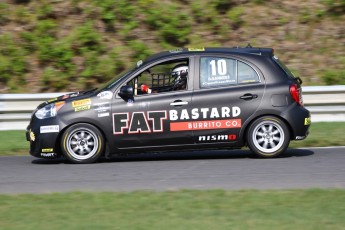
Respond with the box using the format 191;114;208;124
188;48;205;52
72;98;91;107
304;117;311;125
42;148;53;152
29;129;35;142
47;98;57;103
75;105;91;112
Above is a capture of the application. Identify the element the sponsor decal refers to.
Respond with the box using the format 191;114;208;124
169;48;183;53
198;134;237;142
98;112;110;117
40;125;59;133
29;129;35;141
72;98;91;107
41;152;56;157
55;101;65;111
42;148;54;152
94;102;110;117
296;136;306;140
97;91;113;100
169;107;241;121
113;111;167;134
304;117;311;125
75;105;91;112
188;47;205;52
112;106;242;135
171;119;241;131
94;102;110;112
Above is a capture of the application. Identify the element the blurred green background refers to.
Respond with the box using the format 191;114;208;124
0;0;344;93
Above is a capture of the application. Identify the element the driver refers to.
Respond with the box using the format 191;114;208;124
171;64;188;90
140;64;188;94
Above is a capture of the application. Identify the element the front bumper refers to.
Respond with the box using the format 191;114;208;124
26;119;61;159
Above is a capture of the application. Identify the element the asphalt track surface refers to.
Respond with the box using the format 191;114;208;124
1;147;345;194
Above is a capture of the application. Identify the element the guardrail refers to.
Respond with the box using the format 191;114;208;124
302;85;345;122
1;86;345;130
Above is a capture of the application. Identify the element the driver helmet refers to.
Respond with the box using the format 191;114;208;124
172;64;188;82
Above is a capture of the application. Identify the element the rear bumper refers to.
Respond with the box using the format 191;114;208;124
282;104;311;140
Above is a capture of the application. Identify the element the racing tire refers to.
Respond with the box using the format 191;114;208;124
247;116;290;158
61;123;104;164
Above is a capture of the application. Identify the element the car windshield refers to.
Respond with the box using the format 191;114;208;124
97;61;142;91
272;56;296;79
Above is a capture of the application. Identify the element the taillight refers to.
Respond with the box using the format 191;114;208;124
290;84;303;106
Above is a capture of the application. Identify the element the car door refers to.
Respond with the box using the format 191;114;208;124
191;55;265;144
111;56;195;149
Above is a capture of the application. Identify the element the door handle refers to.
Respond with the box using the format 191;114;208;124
240;94;258;101
170;100;188;106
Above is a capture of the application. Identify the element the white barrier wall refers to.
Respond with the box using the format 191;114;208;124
1;86;345;130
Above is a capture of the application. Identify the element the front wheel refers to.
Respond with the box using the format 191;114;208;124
247;116;290;158
61;123;104;163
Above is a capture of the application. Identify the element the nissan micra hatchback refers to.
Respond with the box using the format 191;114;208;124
26;46;310;163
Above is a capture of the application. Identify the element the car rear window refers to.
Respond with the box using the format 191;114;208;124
272;56;296;79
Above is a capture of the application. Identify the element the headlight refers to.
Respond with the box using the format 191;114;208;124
35;102;65;119
35;104;57;119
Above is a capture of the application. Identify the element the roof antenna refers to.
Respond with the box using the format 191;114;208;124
246;43;252;48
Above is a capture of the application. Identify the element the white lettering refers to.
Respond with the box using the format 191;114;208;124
200;108;209;119
191;108;199;119
232;106;241;117
169;110;178;121
210;107;220;118
40;125;59;133
198;135;234;142
41;152;55;157
221;107;231;118
180;109;190;120
168;107;241;121
98;112;110;117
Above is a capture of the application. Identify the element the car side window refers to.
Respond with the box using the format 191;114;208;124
200;57;236;88
126;58;189;96
200;57;260;88
238;61;260;84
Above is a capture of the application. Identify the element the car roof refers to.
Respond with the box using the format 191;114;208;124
144;47;274;63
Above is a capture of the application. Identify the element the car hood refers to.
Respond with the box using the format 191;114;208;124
37;91;92;109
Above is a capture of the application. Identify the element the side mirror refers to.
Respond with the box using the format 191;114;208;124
118;85;134;99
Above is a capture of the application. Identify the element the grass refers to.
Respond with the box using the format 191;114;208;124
0;130;28;156
289;122;345;148
0;189;345;229
1;0;345;93
0;122;344;156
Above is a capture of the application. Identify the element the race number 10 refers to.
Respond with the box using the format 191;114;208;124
210;59;227;76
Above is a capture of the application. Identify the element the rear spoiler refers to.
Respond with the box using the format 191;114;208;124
296;76;303;85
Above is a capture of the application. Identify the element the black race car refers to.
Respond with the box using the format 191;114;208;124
26;46;311;163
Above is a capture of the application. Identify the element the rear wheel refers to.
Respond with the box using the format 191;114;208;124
247;116;290;158
61;123;104;163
